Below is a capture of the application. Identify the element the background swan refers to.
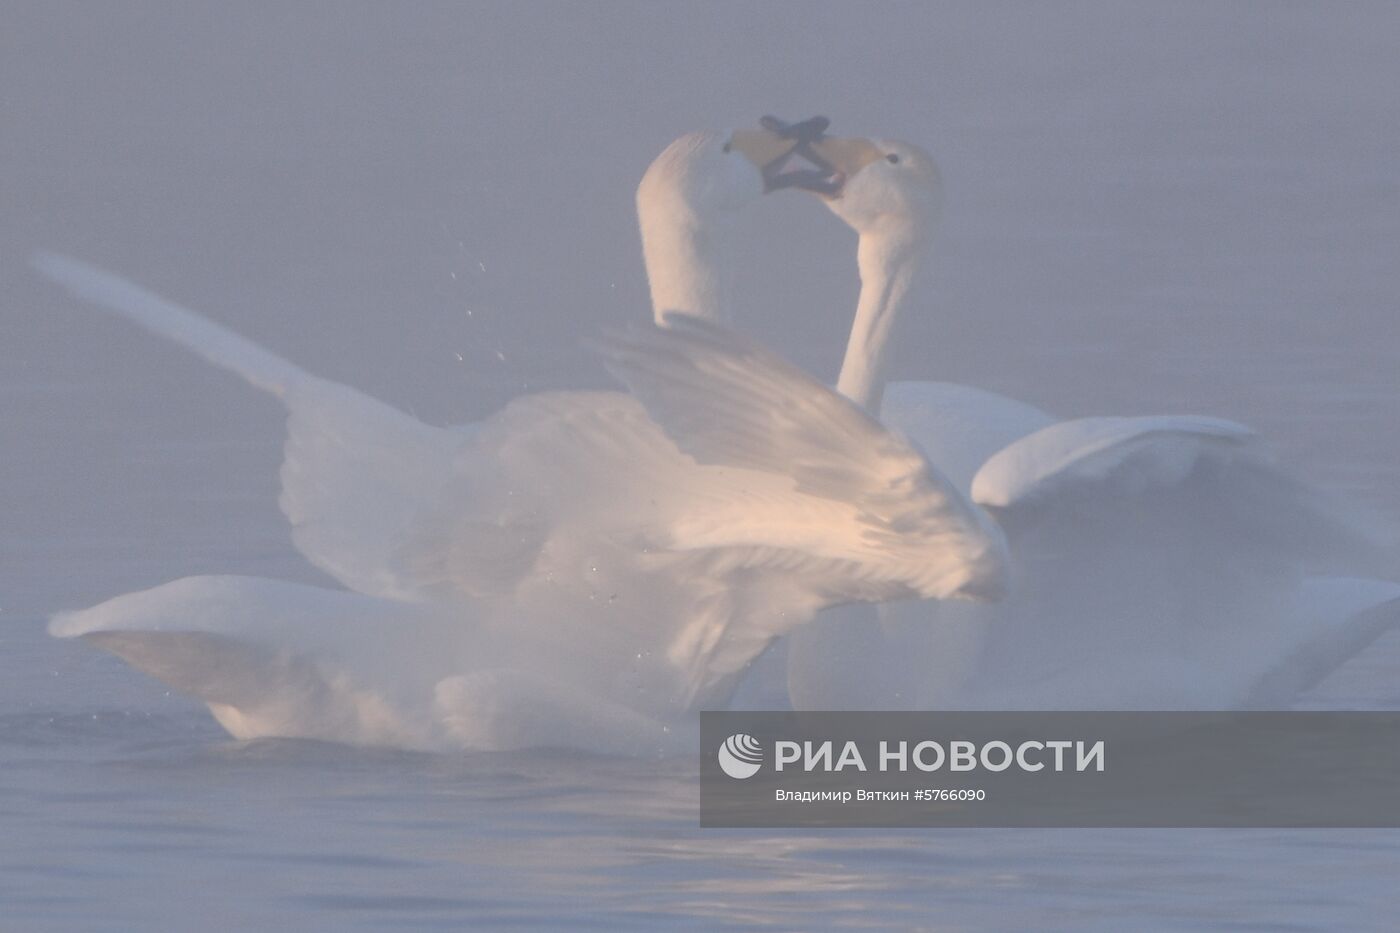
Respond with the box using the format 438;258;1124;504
763;132;1400;710
34;125;1003;751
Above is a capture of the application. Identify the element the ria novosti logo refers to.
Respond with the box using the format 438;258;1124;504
717;733;763;779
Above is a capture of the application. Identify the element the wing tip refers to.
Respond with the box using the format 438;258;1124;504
30;250;106;296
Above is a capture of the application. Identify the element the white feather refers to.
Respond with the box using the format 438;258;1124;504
32;253;462;601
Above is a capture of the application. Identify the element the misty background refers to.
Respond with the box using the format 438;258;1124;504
3;3;1399;928
6;3;1399;617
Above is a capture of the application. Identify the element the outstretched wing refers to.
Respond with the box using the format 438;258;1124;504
32;254;463;601
1242;576;1400;708
591;316;1010;603
49;575;461;747
896;416;1393;709
972;415;1383;570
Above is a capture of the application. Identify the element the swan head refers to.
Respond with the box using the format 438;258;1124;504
806;136;943;243
637;120;844;219
811;136;943;411
637;120;841;323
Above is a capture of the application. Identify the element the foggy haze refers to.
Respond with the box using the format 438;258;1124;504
4;3;1399;928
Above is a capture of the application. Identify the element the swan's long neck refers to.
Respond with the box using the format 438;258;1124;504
835;227;925;412
638;197;736;324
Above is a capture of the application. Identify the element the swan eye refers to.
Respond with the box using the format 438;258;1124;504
886;154;901;164
722;142;732;153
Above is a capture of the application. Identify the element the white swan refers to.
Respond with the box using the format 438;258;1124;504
35;125;1004;751
739;133;1400;710
637;126;803;323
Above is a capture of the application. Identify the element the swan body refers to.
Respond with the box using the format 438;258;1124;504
769;133;1398;711
39;265;1002;747
49;574;684;753
34;125;1002;750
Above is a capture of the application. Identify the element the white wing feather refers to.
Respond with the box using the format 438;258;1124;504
32;253;461;600
881;380;1054;492
50;576;456;747
49;576;686;753
973;415;1382;569
592;316;1010;602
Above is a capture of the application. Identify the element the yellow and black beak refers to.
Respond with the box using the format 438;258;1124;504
804;136;888;186
729;115;847;196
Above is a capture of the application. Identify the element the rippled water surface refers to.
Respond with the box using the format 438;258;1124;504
4;3;1400;929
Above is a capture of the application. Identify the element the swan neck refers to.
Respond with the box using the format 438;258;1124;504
638;194;735;324
836;230;923;412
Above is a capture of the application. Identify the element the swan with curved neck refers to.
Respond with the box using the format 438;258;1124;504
816;138;943;410
637;123;837;323
768;131;1398;711
30;121;1002;750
